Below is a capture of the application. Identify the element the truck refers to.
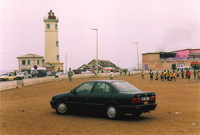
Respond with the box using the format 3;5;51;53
15;71;32;80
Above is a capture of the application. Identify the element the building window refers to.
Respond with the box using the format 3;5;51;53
55;24;58;29
22;60;26;65
28;60;30;65
57;55;60;61
37;60;40;65
56;41;59;47
46;24;50;29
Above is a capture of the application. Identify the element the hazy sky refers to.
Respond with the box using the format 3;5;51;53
0;0;199;72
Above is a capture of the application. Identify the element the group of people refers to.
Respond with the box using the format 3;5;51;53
146;69;200;81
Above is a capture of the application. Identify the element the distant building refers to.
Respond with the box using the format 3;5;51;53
76;59;121;74
142;48;200;70
17;54;44;72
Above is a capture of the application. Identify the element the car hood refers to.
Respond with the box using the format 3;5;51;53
52;92;71;99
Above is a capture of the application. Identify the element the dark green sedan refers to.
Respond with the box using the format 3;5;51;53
50;80;157;120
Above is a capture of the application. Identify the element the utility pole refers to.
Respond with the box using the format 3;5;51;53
65;54;67;74
91;28;98;75
135;42;139;70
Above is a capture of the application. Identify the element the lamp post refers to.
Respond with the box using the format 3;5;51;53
91;28;98;75
135;42;139;70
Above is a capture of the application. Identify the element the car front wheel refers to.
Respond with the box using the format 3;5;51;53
106;105;120;120
56;101;69;114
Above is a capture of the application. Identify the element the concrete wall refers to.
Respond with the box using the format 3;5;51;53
23;76;55;86
0;71;140;91
0;81;18;91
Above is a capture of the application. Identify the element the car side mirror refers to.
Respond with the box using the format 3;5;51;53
71;89;76;94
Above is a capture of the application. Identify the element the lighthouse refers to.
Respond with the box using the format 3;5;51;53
43;10;63;72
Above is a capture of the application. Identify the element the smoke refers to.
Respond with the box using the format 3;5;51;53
157;27;194;52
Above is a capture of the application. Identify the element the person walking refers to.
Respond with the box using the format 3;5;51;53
68;68;73;82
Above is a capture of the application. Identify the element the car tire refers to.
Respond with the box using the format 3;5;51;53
106;105;120;120
55;101;69;115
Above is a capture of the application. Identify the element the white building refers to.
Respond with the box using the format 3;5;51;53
17;54;43;72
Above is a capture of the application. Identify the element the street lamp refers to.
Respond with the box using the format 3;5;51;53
135;42;139;70
91;28;98;75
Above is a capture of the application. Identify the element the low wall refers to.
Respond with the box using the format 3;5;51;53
0;81;17;91
0;71;142;91
0;76;55;91
23;76;55;86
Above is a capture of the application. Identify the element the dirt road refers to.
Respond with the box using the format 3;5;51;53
0;74;200;135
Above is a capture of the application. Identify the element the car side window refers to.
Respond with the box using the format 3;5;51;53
75;82;95;94
93;82;111;94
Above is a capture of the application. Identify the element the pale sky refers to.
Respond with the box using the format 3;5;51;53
0;0;200;72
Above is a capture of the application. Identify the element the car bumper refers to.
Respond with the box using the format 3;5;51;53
50;100;56;109
119;103;157;113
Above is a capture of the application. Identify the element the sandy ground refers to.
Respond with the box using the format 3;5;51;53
0;74;200;135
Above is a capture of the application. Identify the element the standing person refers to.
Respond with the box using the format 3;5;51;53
149;70;152;79
197;71;200;80
120;70;123;76
160;71;165;81
185;70;189;79
163;70;167;80
150;71;154;80
166;71;170;81
141;70;145;79
187;70;191;81
155;73;159;80
194;70;196;79
110;70;114;80
181;69;184;79
68;68;73;82
171;72;176;81
176;71;180;80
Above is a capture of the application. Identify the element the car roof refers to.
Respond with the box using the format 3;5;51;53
86;80;125;83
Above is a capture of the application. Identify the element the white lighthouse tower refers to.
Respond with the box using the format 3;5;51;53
43;10;63;71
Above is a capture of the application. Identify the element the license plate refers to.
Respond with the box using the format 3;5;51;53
144;101;148;104
141;97;150;101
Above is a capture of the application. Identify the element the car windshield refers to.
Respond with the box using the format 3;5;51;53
111;81;141;92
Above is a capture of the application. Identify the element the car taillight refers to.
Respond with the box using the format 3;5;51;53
132;98;141;103
150;95;156;101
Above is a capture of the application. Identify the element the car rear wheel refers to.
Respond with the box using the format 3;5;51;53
56;101;69;114
106;105;120;120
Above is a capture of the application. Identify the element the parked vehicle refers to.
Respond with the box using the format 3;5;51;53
50;80;157;119
0;73;16;81
31;67;47;77
15;71;32;80
55;72;65;78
